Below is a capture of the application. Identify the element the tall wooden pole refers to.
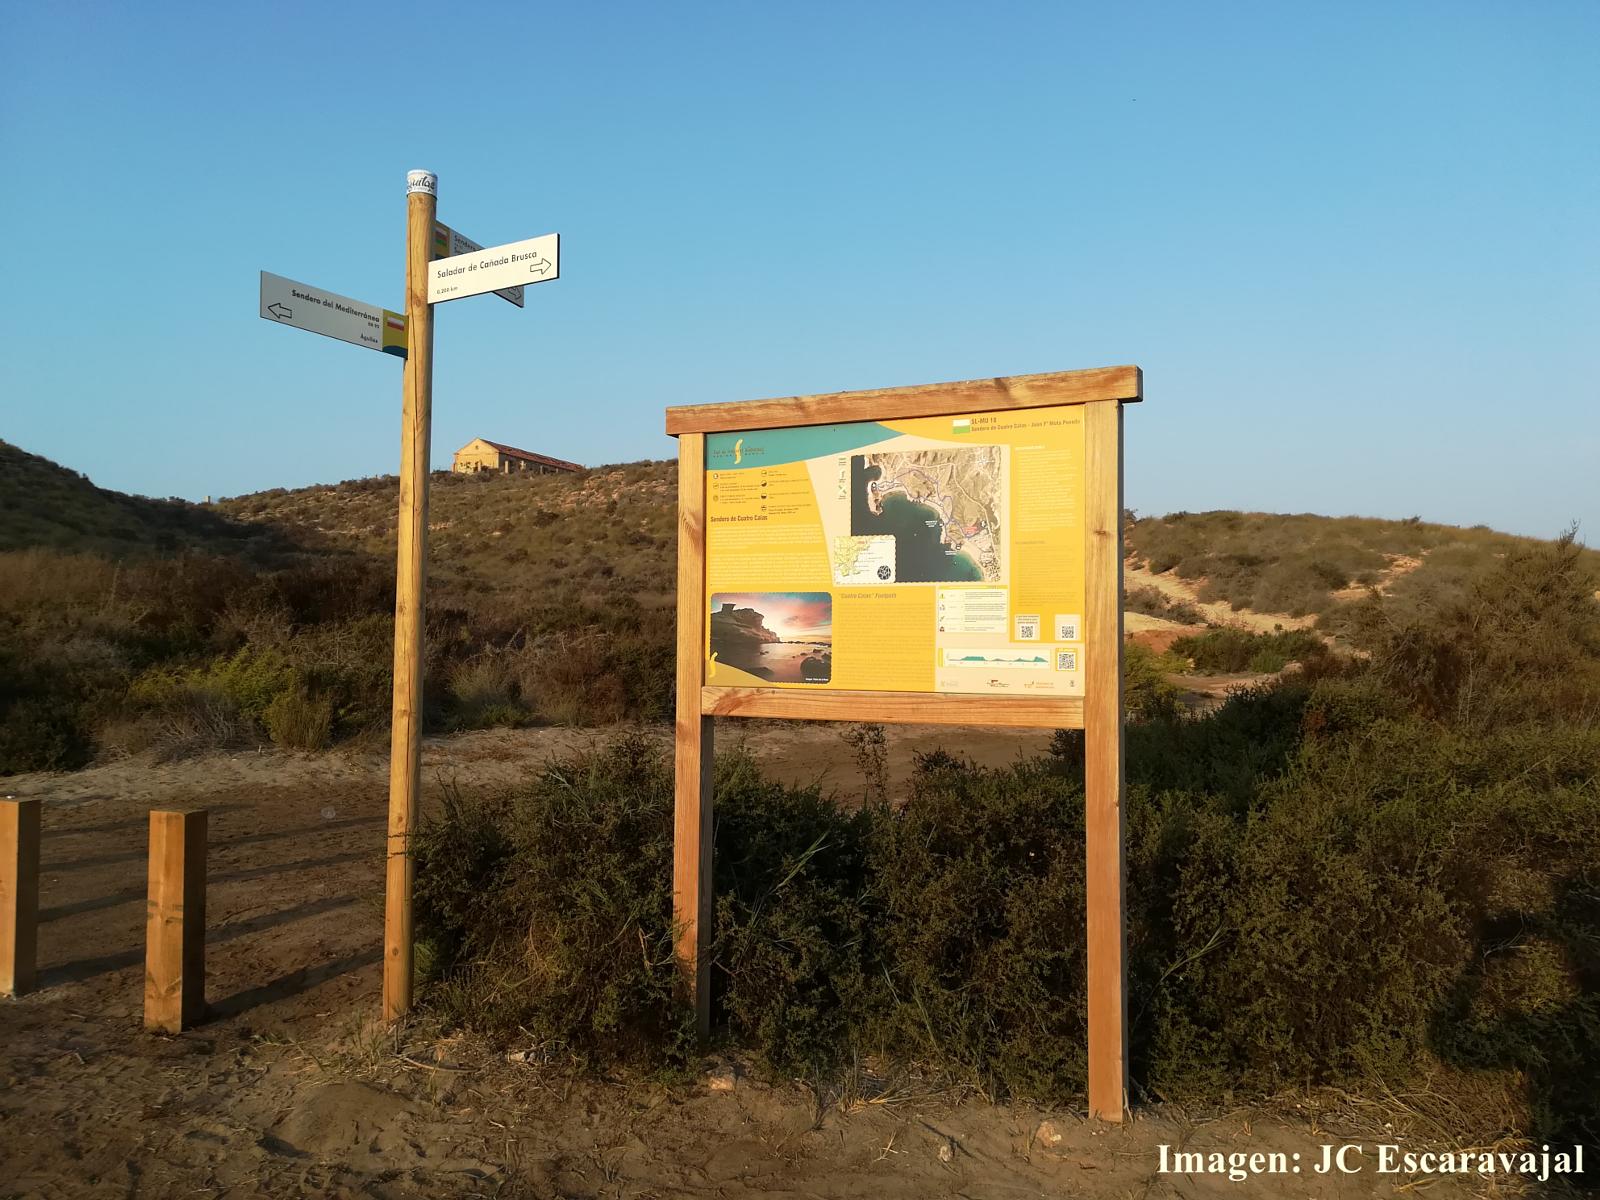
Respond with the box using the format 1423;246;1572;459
383;169;437;1022
1084;398;1128;1120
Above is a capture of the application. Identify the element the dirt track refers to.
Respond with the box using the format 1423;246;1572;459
1;728;1505;1198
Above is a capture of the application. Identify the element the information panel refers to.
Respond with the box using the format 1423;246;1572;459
704;403;1086;696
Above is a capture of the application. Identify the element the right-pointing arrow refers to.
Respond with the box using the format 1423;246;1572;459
529;257;551;277
268;303;292;320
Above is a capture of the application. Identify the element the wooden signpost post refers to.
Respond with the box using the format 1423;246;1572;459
665;365;1140;1120
259;170;562;1023
382;170;439;1023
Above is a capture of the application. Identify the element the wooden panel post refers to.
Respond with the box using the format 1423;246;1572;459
1;797;40;997
145;809;206;1033
384;169;438;1023
673;432;714;1040
1084;398;1129;1121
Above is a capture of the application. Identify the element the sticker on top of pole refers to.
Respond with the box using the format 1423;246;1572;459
427;232;560;304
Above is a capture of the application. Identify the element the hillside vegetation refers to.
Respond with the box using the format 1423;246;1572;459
0;456;678;772
2;441;1593;772
414;530;1600;1147
0;439;282;557
1127;508;1600;628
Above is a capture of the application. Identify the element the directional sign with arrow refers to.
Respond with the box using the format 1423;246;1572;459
259;272;406;357
433;222;524;307
427;233;560;304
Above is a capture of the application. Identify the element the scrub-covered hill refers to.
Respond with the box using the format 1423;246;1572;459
1126;508;1599;630
0;455;678;773
3;439;1593;773
0;438;284;557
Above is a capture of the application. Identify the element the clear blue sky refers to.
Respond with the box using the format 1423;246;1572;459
3;1;1595;539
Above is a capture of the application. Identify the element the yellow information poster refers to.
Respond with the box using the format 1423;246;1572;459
704;404;1087;696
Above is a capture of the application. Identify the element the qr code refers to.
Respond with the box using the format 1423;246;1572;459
1055;649;1078;672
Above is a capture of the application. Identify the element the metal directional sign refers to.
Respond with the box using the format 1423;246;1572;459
428;233;559;304
433;222;523;307
259;272;407;357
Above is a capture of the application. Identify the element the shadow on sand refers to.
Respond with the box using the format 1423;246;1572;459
41;894;363;987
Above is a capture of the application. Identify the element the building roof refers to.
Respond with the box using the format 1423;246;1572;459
476;440;583;472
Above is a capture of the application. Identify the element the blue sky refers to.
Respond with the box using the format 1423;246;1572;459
2;1;1595;538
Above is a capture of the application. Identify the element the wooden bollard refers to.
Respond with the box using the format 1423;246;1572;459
144;809;206;1032
1;797;41;996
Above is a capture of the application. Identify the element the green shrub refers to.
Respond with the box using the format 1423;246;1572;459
715;750;881;1074
445;656;526;730
1341;529;1600;728
1170;628;1330;674
127;646;293;722
412;735;690;1066
415;666;1600;1146
0;693;89;772
1123;681;1311;808
870;758;1090;1097
1124;642;1185;721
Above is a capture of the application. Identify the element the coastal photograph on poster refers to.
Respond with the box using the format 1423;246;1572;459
709;592;833;683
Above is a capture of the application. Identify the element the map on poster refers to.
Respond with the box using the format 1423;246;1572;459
704;404;1087;696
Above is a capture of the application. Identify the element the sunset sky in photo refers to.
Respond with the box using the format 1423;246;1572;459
713;593;833;642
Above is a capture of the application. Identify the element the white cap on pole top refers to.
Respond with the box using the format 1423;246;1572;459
406;170;438;196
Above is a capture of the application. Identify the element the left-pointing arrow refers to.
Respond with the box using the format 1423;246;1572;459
268;303;292;320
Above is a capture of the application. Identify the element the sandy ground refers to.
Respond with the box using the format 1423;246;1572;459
0;728;1526;1198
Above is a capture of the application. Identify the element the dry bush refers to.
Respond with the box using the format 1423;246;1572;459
1351;529;1600;728
517;635;627;726
144;689;256;761
0;548;120;612
1125;583;1204;624
446;655;525;729
264;689;334;750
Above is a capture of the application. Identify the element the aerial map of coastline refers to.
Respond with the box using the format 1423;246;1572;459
850;447;1003;582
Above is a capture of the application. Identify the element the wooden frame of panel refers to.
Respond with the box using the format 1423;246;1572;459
668;364;1136;1120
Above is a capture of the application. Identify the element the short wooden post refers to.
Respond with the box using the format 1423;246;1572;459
383;169;438;1023
1084;398;1129;1120
145;809;206;1033
672;431;714;1040
1;797;41;996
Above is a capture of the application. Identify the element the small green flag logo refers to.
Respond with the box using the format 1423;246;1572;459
952;418;971;434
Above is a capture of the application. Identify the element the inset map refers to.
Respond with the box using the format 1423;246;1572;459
831;535;895;584
850;447;1002;582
